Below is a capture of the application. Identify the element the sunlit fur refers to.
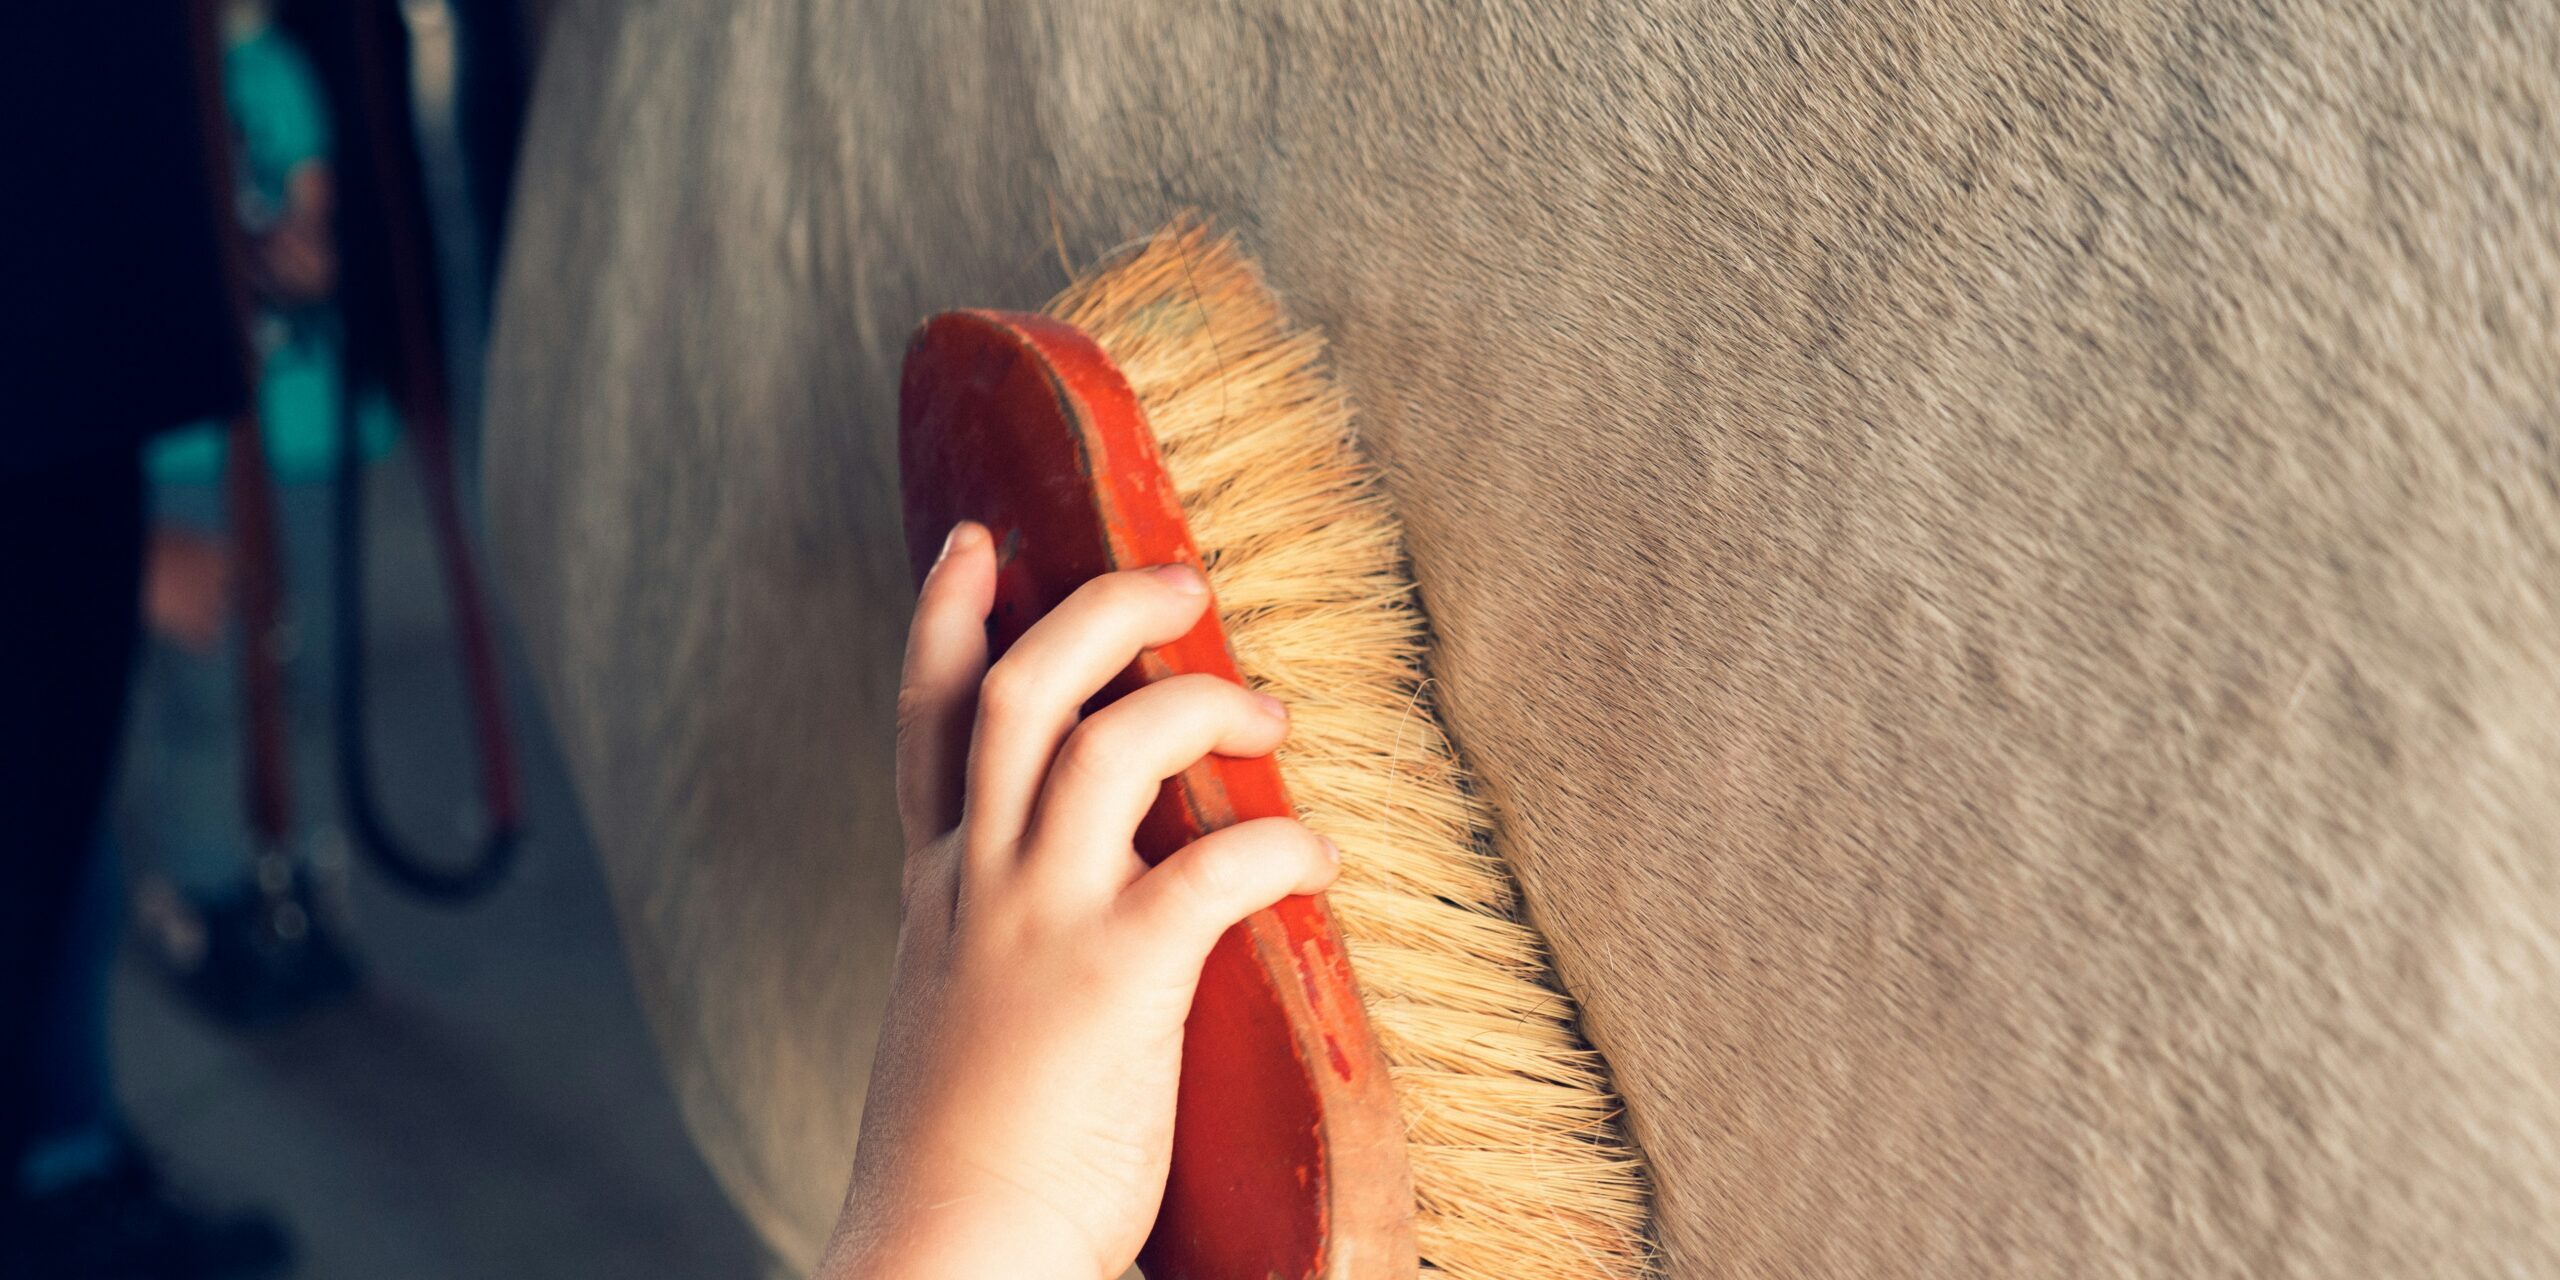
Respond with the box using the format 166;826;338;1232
1050;220;1652;1278
491;4;2560;1275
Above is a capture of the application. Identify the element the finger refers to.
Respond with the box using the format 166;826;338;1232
964;563;1212;845
1024;674;1290;889
1113;817;1339;973
895;522;995;850
894;835;963;965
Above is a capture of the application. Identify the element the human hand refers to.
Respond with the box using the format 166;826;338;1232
815;522;1340;1280
143;526;231;654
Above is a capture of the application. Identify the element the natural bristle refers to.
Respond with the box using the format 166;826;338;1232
1048;218;1656;1280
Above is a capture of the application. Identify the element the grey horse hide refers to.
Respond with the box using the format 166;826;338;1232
486;1;2560;1274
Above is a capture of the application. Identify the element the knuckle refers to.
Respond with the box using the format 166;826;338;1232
1159;672;1238;705
959;826;1012;868
1240;813;1308;844
1091;568;1162;607
1140;675;1256;739
1176;842;1243;908
1060;571;1140;618
1055;716;1133;779
974;660;1038;721
1085;565;1198;618
1261;816;1319;852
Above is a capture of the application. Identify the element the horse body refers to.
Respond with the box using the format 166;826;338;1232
488;3;2560;1273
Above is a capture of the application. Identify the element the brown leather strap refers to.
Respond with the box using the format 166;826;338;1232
333;0;524;899
187;0;297;854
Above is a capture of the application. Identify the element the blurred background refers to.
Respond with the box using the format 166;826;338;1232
3;2;762;1275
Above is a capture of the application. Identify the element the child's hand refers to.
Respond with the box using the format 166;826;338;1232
816;522;1341;1280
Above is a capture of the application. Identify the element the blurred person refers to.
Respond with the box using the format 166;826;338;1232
124;0;395;1027
0;4;294;1277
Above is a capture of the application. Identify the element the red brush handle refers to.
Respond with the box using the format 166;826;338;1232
900;311;1416;1279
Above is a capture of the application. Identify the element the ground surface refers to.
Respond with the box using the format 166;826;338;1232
110;448;765;1279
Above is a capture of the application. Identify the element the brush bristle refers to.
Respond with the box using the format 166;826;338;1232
1048;219;1655;1280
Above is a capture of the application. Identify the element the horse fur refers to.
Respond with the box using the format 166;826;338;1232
486;2;2560;1273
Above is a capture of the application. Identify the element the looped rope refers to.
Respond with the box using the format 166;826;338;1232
326;0;523;903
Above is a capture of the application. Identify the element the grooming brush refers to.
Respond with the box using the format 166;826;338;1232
902;310;1416;1279
899;221;1652;1280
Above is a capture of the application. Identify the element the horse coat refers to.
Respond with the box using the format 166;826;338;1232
486;2;2560;1273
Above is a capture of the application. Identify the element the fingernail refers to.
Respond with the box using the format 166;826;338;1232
1320;836;1341;865
935;522;973;564
1253;691;1289;720
1152;563;1208;594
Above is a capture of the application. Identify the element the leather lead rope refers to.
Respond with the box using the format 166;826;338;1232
328;0;525;903
188;0;299;879
203;0;524;905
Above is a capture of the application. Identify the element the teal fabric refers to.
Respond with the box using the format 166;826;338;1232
150;21;396;490
225;26;329;217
